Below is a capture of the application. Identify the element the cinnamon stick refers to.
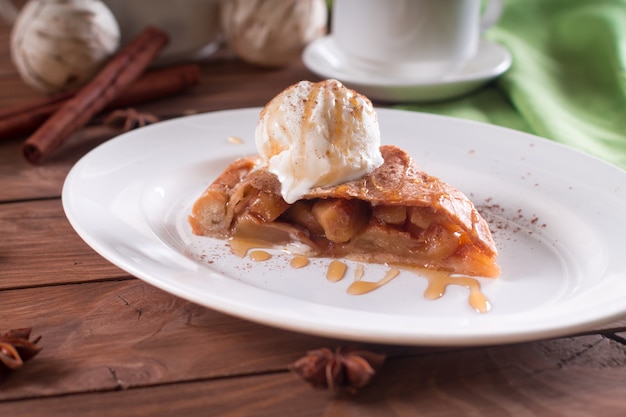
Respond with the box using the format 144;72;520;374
0;64;200;140
0;92;73;120
0;94;71;140
22;26;169;164
107;63;200;109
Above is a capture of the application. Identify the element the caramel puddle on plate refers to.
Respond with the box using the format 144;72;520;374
326;260;347;282
228;240;490;313
230;239;264;258
354;264;364;280
415;268;491;313
227;135;244;144
346;265;490;313
249;250;271;262
347;267;400;295
230;239;272;261
290;255;309;269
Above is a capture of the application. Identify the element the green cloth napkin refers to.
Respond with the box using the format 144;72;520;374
396;0;626;170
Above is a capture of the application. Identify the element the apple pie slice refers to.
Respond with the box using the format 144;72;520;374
189;144;499;278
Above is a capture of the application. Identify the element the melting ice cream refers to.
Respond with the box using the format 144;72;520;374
255;79;384;203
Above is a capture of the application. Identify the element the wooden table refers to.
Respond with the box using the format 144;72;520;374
2;20;626;417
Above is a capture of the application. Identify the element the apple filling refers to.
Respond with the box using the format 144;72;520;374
189;145;499;278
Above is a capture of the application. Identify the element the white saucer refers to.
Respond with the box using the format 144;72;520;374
302;36;512;103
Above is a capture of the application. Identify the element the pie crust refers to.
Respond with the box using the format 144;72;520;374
189;145;499;278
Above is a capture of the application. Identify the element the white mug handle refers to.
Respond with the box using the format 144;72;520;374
0;0;18;24
480;0;503;31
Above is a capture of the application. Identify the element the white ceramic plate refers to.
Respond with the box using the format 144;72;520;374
63;108;626;346
303;36;512;103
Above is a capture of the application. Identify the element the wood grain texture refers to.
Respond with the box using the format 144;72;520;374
0;126;122;202
1;335;626;416
0;278;367;401
0;199;127;289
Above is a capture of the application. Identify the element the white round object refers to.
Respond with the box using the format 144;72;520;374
11;0;120;93
221;0;327;67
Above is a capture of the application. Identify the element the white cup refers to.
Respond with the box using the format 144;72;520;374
331;0;502;79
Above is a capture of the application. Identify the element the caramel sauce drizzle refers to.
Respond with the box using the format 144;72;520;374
326;260;347;282
249;250;271;261
229;239;258;258
417;269;491;313
347;268;400;295
354;264;365;280
290;255;309;269
227;135;244;144
228;239;490;313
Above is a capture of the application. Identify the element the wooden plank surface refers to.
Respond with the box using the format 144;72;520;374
0;279;341;401
2;335;626;416
0;199;128;289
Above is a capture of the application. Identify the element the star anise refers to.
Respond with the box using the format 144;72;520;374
104;108;160;132
289;346;386;392
0;328;42;382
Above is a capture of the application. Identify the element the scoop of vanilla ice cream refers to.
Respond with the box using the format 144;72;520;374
255;79;384;204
